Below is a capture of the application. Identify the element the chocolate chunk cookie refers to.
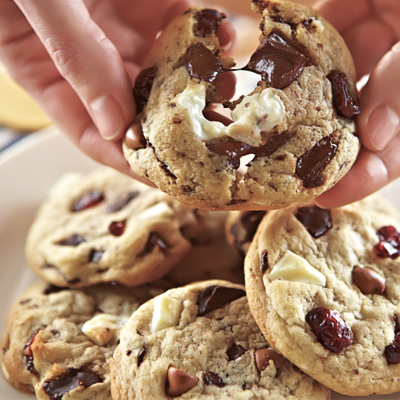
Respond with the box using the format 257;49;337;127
25;168;198;288
110;280;330;399
245;196;400;395
123;1;359;210
0;281;163;399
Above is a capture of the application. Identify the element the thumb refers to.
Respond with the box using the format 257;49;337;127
13;0;135;141
357;41;400;152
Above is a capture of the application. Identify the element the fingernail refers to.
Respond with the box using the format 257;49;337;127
89;95;125;140
367;105;400;151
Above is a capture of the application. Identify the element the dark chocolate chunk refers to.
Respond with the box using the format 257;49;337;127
194;9;225;36
71;190;104;212
327;70;360;119
261;251;269;274
137;347;146;367
178;43;225;83
133;67;157;113
296;135;339;188
166;366;198;397
43;368;103;400
57;234;86;247
206;131;294;168
197;285;245;316
227;344;246;360
106;191;139;213
125;123;147;150
244;31;308;89
43;285;70;295
89;249;105;263
202;371;226;387
141;232;169;255
295;206;332;238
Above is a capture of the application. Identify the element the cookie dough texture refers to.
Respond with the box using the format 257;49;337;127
25;168;199;288
110;280;330;399
0;282;162;399
245;197;400;395
123;1;359;210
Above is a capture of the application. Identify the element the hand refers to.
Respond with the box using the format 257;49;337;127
313;0;400;207
0;0;235;181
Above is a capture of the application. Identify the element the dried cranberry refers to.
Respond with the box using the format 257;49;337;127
373;226;400;259
306;307;353;353
71;190;104;212
109;220;126;236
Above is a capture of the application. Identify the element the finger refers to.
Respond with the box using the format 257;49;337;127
315;134;400;208
357;42;400;151
13;0;135;141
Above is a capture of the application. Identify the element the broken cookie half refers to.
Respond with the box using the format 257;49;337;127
123;1;360;211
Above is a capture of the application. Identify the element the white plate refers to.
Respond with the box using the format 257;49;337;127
0;127;399;399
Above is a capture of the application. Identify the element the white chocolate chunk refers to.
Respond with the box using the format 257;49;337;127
175;81;285;147
138;202;174;220
81;314;126;346
269;250;326;286
150;294;182;333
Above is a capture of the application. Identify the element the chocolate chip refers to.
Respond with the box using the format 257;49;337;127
227;344;246;360
327;70;360;119
197;285;246;316
89;249;104;263
137;347;146;367
43;285;70;295
202;371;226;387
106;191;139;214
352;266;385;295
178;43;225;83
166;366;198;397
295;206;332;238
125;123;147;150
71;190;104;212
108;220;126;236
133;67;157;113
43;368;103;400
23;328;43;377
255;348;286;376
296;134;339;188
261;251;269;274
206;131;294;168
57;234;86;247
194;9;225;37
141;232;169;255
244;31;308;89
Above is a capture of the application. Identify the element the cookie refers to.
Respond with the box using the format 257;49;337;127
123;2;360;210
225;210;268;257
164;210;245;286
245;198;400;395
25;168;199;287
0;281;164;399
110;280;330;399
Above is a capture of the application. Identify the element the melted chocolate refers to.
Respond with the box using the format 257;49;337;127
23;329;43;376
327;70;360;119
194;9;225;37
178;43;225;83
43;368;103;400
295;206;332;238
206;131;294;168
197;285;245;316
244;31;308;89
296;135;339;188
133;67;157;113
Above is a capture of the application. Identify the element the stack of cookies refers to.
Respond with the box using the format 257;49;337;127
3;1;400;399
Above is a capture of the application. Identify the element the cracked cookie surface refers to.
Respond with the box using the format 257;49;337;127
25;168;198;287
245;196;400;396
123;1;359;210
110;280;330;399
